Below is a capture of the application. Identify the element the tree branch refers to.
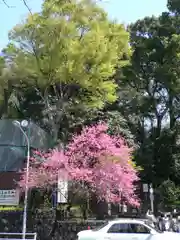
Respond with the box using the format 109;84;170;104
2;0;15;8
22;0;33;16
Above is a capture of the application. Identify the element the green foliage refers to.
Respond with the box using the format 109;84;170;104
9;0;130;107
0;50;22;119
105;111;135;147
167;0;180;14
4;0;130;143
158;179;180;206
117;12;180;188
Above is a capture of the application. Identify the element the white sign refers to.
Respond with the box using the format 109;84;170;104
0;189;20;206
57;176;68;203
123;204;127;213
143;184;148;193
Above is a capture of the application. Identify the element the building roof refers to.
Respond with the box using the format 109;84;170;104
0;120;51;149
0;120;51;171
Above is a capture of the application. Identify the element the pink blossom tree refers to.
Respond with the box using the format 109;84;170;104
19;123;139;206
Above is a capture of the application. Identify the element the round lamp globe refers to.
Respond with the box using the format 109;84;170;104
21;120;29;128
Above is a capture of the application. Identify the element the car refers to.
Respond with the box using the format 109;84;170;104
77;218;180;240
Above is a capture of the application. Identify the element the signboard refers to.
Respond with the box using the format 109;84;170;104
0;189;20;206
142;184;148;193
57;176;68;203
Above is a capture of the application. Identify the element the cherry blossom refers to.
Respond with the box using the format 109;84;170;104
19;123;139;206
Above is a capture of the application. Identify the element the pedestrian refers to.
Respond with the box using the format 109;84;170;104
163;214;170;231
177;216;180;233
146;210;157;227
168;214;175;232
158;213;166;231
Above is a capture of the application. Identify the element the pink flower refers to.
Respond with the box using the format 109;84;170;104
19;123;139;206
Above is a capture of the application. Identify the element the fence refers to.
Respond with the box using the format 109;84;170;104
0;233;37;240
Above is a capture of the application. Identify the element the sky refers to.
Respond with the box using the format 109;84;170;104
0;0;168;50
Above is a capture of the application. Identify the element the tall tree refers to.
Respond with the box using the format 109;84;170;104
0;45;24;119
5;0;130;143
118;4;180;191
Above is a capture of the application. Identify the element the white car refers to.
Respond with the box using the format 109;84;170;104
77;218;180;240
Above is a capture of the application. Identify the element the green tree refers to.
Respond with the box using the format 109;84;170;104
6;0;130;143
116;4;180;190
0;45;24;119
167;0;180;14
157;179;180;209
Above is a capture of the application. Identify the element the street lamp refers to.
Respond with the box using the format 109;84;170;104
149;184;154;213
13;120;30;240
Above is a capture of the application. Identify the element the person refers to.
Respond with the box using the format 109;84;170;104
146;210;157;227
158;213;166;231
168;214;176;232
176;216;180;233
163;214;171;231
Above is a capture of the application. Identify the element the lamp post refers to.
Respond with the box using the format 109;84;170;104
13;120;30;240
149;184;154;213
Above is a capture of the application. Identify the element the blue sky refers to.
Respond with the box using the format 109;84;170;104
0;0;167;50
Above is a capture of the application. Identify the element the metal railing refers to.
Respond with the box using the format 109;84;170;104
0;233;37;240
